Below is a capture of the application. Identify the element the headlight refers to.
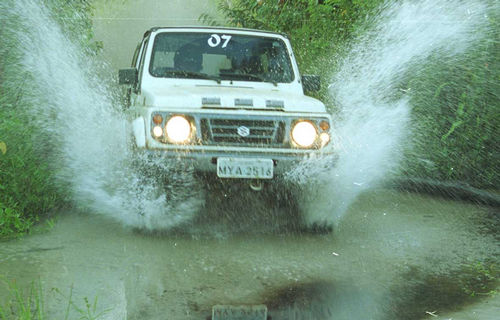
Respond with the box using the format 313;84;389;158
291;121;317;148
165;115;192;143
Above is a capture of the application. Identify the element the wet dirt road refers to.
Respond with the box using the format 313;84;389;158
0;189;498;319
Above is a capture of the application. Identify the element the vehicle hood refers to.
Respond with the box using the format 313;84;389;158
140;84;326;113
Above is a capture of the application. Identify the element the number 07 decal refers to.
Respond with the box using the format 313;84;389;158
208;34;232;48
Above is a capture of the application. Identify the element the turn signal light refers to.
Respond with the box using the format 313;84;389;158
153;114;163;125
319;120;330;131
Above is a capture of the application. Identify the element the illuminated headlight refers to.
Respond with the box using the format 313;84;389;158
291;121;317;148
165;115;192;143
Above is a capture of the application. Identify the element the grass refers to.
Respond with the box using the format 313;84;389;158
0;280;44;320
390;260;498;319
0;106;63;240
0;279;111;320
462;261;498;298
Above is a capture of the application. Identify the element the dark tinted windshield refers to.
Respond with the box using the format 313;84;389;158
149;32;294;83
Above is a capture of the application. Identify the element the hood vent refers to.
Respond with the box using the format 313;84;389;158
266;100;284;109
234;98;253;107
202;97;221;106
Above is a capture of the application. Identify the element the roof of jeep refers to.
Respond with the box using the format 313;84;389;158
144;26;288;39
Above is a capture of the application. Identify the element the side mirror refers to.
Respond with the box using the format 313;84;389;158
302;75;321;92
119;68;138;85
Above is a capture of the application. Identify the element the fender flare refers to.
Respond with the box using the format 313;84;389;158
132;117;146;148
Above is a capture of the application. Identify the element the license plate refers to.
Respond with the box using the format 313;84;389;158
217;158;273;179
212;305;267;320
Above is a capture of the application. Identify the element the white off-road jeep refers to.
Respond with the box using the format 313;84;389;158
119;26;332;199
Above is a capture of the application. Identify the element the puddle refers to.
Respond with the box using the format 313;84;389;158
1;189;497;319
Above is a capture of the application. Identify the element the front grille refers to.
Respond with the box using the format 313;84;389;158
201;118;285;147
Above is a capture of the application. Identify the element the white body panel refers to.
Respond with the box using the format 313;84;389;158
131;117;146;148
135;85;325;113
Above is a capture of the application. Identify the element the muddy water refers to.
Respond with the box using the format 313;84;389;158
1;189;498;319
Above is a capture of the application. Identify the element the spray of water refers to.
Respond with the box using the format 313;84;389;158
0;0;203;230
1;0;492;233
290;0;491;227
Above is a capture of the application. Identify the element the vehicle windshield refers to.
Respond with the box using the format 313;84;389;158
149;32;295;83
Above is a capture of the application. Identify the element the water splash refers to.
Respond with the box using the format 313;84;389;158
0;0;203;230
290;0;491;227
0;0;492;232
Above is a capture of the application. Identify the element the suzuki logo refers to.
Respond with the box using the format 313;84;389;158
237;126;250;137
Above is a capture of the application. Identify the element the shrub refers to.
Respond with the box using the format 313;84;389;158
405;9;499;189
0;94;61;238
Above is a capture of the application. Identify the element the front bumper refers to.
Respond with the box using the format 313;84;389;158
141;146;333;176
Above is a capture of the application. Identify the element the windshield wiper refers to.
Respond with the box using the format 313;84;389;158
219;72;278;86
163;70;221;84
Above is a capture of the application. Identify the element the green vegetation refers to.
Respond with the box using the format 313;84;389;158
462;261;498;298
0;280;44;320
0;106;60;238
0;0;100;238
404;18;500;188
391;260;498;319
0;279;110;320
207;0;499;189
